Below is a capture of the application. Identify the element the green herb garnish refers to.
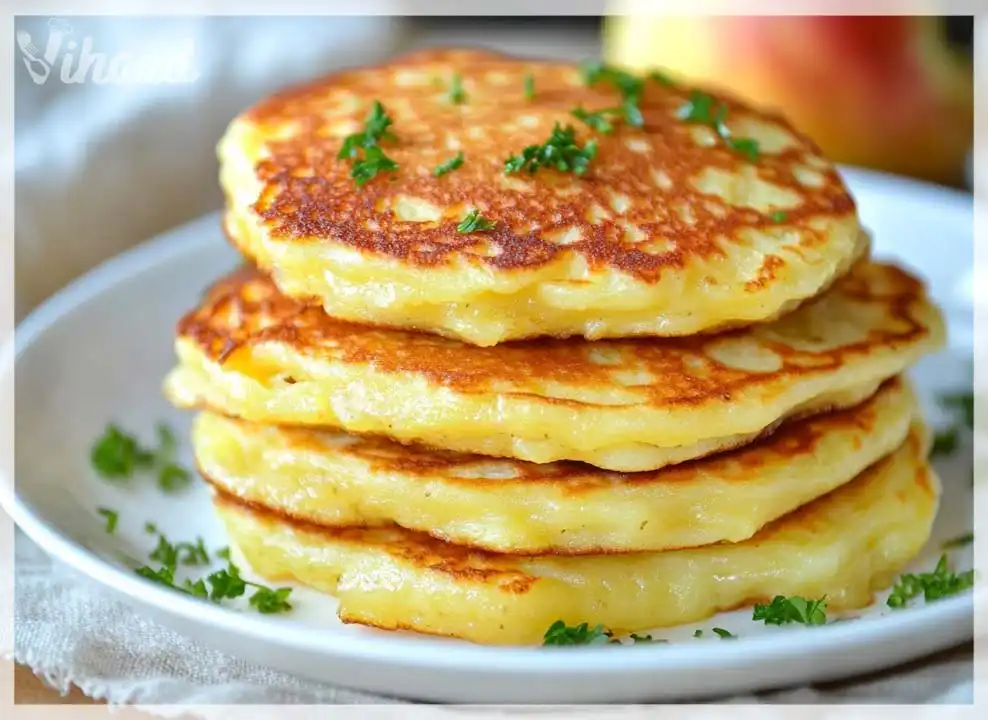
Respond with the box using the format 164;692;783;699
457;209;496;233
770;211;788;222
144;522;158;535
543;620;611;646
135;532;292;614
349;145;399;187
887;554;974;608
752;595;827;626
91;424;155;480
942;391;973;429
943;532;974;550
932;427;960;458
97;507;118;534
216;546;231;560
249;586;295;614
338;101;399;186
523;73;535;100
90;422;193;493
337;100;395;159
579;61;646;129
677;89;761;161
433;152;464;178
712;627;736;639
449;73;467;104
649;70;674;87
571;106;616;134
504;123;597;176
693;629;703;638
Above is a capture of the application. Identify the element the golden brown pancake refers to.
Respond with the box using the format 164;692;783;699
214;422;939;645
195;378;916;554
165;261;944;471
219;48;866;345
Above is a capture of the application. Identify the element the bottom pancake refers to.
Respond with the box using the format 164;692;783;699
214;423;939;645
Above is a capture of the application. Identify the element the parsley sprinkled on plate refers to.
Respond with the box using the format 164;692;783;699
543;620;611;646
457;209;496;233
97;507;118;534
433;152;464;177
504;123;597;176
931;426;960;458
677;89;761;162
542;621;664;646
135;531;293;614
337;101;399;186
886;554;974;608
693;629;703;638
91;424;155;480
752;595;827;626
91;422;192;493
711;628;736;639
770;211;788;223
942;532;974;550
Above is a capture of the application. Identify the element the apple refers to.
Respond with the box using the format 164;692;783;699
603;15;973;186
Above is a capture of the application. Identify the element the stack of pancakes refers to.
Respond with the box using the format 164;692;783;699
164;49;946;645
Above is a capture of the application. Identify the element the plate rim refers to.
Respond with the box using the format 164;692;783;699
2;167;976;676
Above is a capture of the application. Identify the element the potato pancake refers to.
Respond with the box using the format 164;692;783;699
165;261;943;471
196;378;915;554
220;48;865;345
214;423;938;645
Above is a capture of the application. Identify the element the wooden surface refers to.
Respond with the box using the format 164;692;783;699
14;664;98;704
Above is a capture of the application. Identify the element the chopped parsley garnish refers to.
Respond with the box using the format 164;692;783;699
91;422;193;493
144;522;158;535
457;209;496;233
523;73;535;100
941;391;973;429
91;425;155;480
770;211;788;222
711;627;736;639
649;70;674;87
504;123;597;176
542;621;664;646
931;426;960;458
677;89;761;161
135;531;292;614
449;73;467;104
579;60;646;129
693;629;703;638
752;595;827;626
349;145;399;187
943;532;974;550
543;620;611;646
887;554;974;608
97;507;118;534
433;152;464;177
337;101;399;186
216;546;232;560
627;633;656;644
571;106;616;134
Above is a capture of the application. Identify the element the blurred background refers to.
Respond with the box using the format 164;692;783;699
14;14;974;319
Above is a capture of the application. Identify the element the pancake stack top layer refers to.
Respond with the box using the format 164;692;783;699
219;48;866;346
162;49;948;646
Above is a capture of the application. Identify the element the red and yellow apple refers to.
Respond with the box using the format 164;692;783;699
603;14;973;186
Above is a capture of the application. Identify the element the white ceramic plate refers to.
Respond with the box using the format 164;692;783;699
2;167;974;704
